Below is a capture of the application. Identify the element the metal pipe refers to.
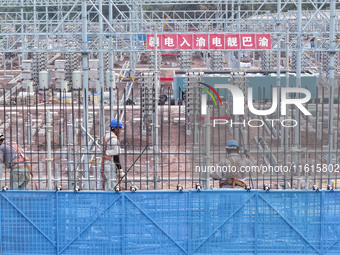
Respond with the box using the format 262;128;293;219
328;0;336;185
46;110;52;190
20;0;25;60
22;149;340;155
237;0;241;69
99;0;105;142
204;106;211;189
82;0;90;190
33;0;38;48
67;151;73;190
294;0;302;181
38;162;43;190
109;0;114;121
153;31;159;189
55;163;59;188
276;0;281;143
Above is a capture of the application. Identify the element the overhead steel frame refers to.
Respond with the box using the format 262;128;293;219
0;0;339;53
0;0;339;190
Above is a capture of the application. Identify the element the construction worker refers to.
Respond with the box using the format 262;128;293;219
101;119;124;191
211;139;255;189
0;133;31;190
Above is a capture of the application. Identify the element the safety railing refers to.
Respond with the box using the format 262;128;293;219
0;84;339;191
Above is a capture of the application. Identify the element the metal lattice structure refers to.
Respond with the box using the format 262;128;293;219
0;0;340;191
0;1;339;53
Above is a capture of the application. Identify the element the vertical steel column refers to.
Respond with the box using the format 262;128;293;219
294;0;302;182
153;31;159;189
98;0;105;141
45;4;49;53
204;107;211;189
283;25;290;189
33;0;38;48
276;0;281;142
20;0;25;60
230;0;235;68
109;0;114;121
130;2;136;79
328;0;336;185
224;0;228;32
46;111;52;190
82;0;90;190
237;0;241;69
2;54;5;77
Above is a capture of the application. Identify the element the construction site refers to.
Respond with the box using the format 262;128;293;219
0;0;340;254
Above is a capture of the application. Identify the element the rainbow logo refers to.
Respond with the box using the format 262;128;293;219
198;82;222;106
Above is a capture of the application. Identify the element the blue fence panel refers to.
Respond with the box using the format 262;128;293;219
257;192;321;254
190;191;255;255
124;192;189;254
322;192;340;254
0;190;340;255
0;191;57;255
57;192;123;255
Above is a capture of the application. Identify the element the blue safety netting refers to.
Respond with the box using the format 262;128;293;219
0;190;339;255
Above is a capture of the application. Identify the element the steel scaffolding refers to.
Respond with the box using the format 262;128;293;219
0;1;339;53
0;0;339;191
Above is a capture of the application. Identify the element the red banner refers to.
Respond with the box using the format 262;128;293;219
240;34;256;50
146;34;162;50
146;34;271;50
178;34;193;50
256;34;271;50
210;34;225;49
193;34;209;50
225;34;240;50
162;34;177;50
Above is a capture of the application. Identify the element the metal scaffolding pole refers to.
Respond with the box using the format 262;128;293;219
109;0;114;121
98;0;105;141
204;107;211;189
294;0;302;181
0;0;339;192
153;31;159;189
82;0;90;190
46;110;53;190
328;0;336;185
20;0;25;60
33;0;38;49
276;0;282;143
284;24;290;189
237;0;241;69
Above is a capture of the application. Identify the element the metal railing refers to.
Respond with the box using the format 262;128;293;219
0;84;339;191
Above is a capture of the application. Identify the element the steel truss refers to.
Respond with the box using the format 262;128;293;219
0;0;339;191
0;0;339;53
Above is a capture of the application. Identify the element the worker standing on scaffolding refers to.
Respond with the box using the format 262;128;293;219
101;119;124;191
0;133;31;190
211;139;255;189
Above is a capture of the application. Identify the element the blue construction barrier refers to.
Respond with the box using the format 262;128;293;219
0;190;339;254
